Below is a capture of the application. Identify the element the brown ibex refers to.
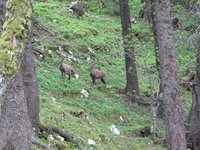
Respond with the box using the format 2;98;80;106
89;63;106;86
59;58;73;80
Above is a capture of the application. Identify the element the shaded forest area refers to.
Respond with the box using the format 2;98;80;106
0;0;199;150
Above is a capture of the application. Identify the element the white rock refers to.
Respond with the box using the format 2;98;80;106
88;139;96;145
48;134;55;141
69;50;73;55
109;125;120;135
48;50;52;54
80;89;89;98
106;85;113;89
53;19;58;22
88;47;94;54
120;116;124;122
57;135;64;142
69;9;74;14
58;46;62;51
74;73;79;79
51;97;56;102
87;57;91;61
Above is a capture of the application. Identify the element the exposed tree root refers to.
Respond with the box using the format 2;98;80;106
31;138;51;150
38;124;82;150
33;16;53;35
32;48;45;59
46;124;82;150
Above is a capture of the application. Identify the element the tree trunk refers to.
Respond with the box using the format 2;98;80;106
185;27;200;150
0;0;34;149
119;0;139;98
21;16;40;130
0;0;6;37
155;0;187;150
0;59;32;150
150;0;160;71
186;44;200;149
140;0;153;23
185;2;200;149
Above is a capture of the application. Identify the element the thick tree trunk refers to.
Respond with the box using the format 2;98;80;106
119;0;139;98
155;0;187;150
0;0;34;149
0;59;32;150
22;18;40;130
0;0;6;37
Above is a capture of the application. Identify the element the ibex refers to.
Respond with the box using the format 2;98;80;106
89;63;106;86
59;58;73;80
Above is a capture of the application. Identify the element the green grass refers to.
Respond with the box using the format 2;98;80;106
32;0;194;149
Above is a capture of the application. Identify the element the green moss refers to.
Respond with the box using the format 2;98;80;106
0;0;32;76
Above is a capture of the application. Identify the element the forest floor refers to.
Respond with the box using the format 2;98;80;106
32;0;192;150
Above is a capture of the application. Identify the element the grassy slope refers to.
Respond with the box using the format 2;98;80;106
32;0;192;150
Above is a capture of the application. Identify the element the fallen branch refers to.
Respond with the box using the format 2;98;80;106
33;16;53;35
46;124;82;150
32;49;45;59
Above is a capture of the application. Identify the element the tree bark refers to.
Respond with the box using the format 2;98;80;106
0;0;34;149
0;0;6;37
155;0;187;150
185;2;200;149
0;58;32;150
21;16;40;130
119;0;139;98
186;43;200;150
140;0;153;23
150;0;160;71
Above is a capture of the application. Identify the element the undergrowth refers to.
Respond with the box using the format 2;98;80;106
32;0;193;149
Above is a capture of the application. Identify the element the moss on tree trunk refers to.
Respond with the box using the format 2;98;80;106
0;0;32;76
0;0;33;149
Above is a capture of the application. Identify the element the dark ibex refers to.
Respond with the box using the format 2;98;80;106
59;58;73;80
89;63;106;86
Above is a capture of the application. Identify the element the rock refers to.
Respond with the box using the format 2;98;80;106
80;89;89;98
51;97;56;102
74;73;79;79
87;57;91;61
108;125;120;135
88;139;96;146
120;116;124;122
69;1;89;16
140;127;152;137
48;50;52;54
47;134;55;141
70;109;84;117
57;135;64;142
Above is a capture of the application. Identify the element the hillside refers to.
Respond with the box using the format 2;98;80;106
31;0;193;150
